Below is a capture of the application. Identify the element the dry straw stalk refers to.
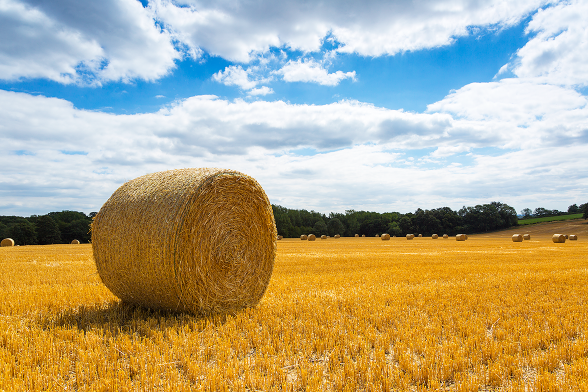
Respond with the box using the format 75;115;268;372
1;238;14;247
91;168;277;315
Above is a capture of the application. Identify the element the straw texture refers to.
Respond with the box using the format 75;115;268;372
71;239;80;244
381;233;390;240
523;234;531;240
91;168;277;315
512;234;523;242
552;234;566;243
1;238;14;247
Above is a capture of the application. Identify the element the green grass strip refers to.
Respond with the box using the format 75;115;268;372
518;213;583;225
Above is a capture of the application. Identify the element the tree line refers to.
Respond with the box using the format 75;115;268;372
272;201;521;238
0;211;95;246
520;203;588;219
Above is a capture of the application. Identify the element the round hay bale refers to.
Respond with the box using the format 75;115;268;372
432;234;438;239
443;234;448;239
308;234;316;241
277;235;283;240
523;234;531;240
381;233;390;240
418;234;422;237
456;234;466;241
512;234;523;242
321;235;327;239
569;234;578;240
334;234;341;238
564;234;569;239
375;234;379;237
464;234;468;240
552;234;566;243
1;238;15;247
406;234;415;240
300;235;308;240
92;168;277;315
355;234;359;237
361;234;365;237
71;239;80;244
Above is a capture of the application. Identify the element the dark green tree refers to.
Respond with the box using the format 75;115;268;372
327;217;345;236
520;208;533;218
313;220;328;236
568;204;579;213
61;219;91;243
8;221;37;245
0;222;8;239
36;215;61;245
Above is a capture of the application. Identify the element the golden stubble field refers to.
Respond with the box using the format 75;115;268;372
1;228;587;391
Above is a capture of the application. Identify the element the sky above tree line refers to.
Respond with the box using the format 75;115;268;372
1;0;587;216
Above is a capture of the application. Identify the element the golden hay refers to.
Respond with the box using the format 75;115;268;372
432;234;438;239
91;168;277;315
334;234;341;238
1;238;15;247
321;235;327;240
71;239;80;244
464;234;469;240
300;235;308;240
308;234;316;241
362;234;365;237
406;234;415;240
381;233;390;240
456;234;467;241
569;235;578;240
443;234;448;239
277;235;283;240
355;234;359;237
552;234;566;243
564;235;569;239
418;234;422;237
375;234;379;237
512;234;523;242
523;234;531;240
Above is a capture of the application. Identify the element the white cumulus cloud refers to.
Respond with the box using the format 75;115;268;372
275;59;356;86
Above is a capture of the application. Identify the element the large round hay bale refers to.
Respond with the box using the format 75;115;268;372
355;234;359;237
71;239;80;244
301;235;308;240
432;234;438;239
406;234;415;240
569;234;578;240
552;234;566;243
456;234;466;241
443;234;448;239
321;235;327;239
512;234;523;242
381;233;390;240
1;238;15;247
92;168;276;315
334;234;340;238
308;234;316;241
523;234;531;240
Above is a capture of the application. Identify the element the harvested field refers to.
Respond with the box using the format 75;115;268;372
0;228;587;391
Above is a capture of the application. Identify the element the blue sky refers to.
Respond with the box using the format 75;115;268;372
1;0;587;216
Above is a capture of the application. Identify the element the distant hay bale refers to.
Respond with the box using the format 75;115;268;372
569;235;578;240
355;234;359;237
71;239;80;244
406;234;415;240
321;235;327;239
464;234;468;240
277;235;283;240
334;234;341;238
301;235;308;240
443;234;448;239
418;234;422;237
552;234;566;243
91;168;277;315
381;233;390;240
308;234;316;241
456;234;467;241
564;235;569;239
432;234;438;239
1;238;15;247
375;234;379;237
523;234;531;240
362;234;365;237
512;234;523;242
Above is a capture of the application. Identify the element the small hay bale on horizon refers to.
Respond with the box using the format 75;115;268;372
375;234;379;237
277;235;283;240
381;233;390;240
432;234;438;239
308;234;316;241
552;234;566;243
456;234;467;241
301;235;308;240
418;234;422;237
512;234;523;242
569;234;578;240
321;235;327;239
355;234;359;237
71;239;80;244
362;234;365;237
334;234;341;238
523;234;531;240
443;234;448;239
91;168;276;315
406;234;415;240
1;238;15;247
